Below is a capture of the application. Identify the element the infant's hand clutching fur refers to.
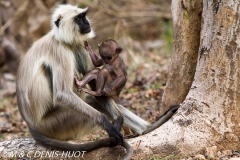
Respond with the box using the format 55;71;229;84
84;41;91;50
102;87;112;96
74;73;83;92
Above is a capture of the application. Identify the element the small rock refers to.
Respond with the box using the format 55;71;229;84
222;150;233;157
225;133;239;142
229;158;240;160
194;154;206;160
216;151;222;157
206;146;217;158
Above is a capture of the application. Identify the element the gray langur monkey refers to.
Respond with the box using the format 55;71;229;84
17;4;122;152
16;4;179;157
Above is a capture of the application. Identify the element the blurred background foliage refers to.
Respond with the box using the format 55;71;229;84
0;0;172;140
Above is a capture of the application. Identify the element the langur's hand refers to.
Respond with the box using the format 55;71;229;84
78;85;83;92
102;87;111;96
77;87;83;92
74;73;79;79
74;73;80;84
74;74;84;88
102;115;123;144
76;81;84;92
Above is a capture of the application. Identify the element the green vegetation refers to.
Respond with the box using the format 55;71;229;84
184;10;190;22
148;153;175;160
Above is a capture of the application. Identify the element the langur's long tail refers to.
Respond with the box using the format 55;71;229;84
122;140;133;160
117;104;150;134
142;105;180;134
30;127;133;159
29;128;118;152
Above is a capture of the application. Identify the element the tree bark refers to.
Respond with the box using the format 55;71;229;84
181;0;240;151
129;0;240;156
1;0;240;159
160;0;202;115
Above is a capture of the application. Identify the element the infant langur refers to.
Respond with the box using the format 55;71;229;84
74;39;127;104
74;40;133;159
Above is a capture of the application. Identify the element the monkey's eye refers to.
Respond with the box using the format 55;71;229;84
106;57;112;60
101;55;112;60
75;13;85;23
75;16;82;22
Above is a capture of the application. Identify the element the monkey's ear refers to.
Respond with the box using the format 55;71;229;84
98;44;101;48
116;47;122;54
83;7;89;16
54;18;61;28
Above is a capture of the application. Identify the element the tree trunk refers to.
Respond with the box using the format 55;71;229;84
1;0;240;159
181;0;240;151
160;0;202;115
129;0;240;157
